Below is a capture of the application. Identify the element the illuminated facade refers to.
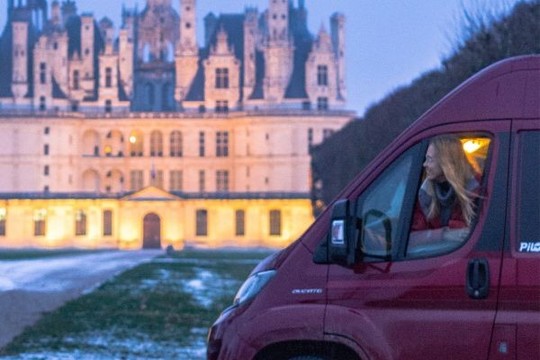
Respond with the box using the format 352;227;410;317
0;0;353;249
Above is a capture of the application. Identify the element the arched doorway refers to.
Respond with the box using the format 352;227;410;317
143;213;161;249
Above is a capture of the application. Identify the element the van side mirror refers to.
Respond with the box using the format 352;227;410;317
327;199;359;267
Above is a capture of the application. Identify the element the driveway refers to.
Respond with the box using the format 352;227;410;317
0;250;161;349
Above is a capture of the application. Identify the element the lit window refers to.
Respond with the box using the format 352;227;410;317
34;209;47;236
129;131;144;157
235;210;245;236
0;208;6;236
150;131;163;157
269;210;281;236
103;210;113;236
75;210;87;236
196;209;208;236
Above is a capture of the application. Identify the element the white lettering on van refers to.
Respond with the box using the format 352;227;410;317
519;242;540;253
291;288;323;295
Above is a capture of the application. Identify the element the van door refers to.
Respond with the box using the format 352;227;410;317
324;122;511;360
491;122;540;359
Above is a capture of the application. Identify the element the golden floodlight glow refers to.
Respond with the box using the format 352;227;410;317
129;135;137;144
463;139;482;154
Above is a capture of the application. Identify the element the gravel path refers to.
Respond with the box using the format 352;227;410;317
0;250;161;349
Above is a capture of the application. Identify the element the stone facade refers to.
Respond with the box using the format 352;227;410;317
0;0;353;249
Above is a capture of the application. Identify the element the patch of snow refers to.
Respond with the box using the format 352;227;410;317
0;276;15;291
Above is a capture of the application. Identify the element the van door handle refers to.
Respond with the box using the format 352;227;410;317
466;258;490;299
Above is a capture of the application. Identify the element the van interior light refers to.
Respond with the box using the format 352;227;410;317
463;140;481;154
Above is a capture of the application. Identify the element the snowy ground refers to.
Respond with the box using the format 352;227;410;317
0;250;268;359
0;251;161;349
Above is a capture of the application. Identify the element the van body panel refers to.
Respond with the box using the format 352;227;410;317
493;122;540;359
208;56;540;360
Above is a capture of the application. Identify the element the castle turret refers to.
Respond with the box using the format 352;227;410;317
263;0;294;103
175;0;199;105
243;7;258;100
51;0;62;27
11;21;29;102
118;9;135;97
80;15;96;97
178;0;197;56
331;13;346;101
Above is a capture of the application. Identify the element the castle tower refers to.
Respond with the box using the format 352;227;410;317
80;15;96;97
175;0;199;105
263;0;294;103
178;0;197;56
268;0;289;42
118;8;135;97
11;21;29;102
243;7;258;100
50;0;62;26
331;13;346;101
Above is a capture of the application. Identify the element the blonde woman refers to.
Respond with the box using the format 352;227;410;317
410;135;480;245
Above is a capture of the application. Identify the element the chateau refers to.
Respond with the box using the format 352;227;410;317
0;0;353;249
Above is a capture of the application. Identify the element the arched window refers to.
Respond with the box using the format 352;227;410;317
150;130;163;157
170;131;183;157
129;130;144;157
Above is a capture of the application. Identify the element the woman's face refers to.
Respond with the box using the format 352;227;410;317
424;144;446;182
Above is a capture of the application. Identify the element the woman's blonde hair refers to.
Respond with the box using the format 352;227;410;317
425;135;478;226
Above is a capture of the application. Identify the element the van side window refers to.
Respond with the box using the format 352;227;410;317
516;131;540;254
355;145;421;260
407;135;491;258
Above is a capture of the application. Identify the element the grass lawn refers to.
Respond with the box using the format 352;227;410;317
0;249;274;360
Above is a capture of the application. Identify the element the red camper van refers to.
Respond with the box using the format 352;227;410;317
208;55;540;360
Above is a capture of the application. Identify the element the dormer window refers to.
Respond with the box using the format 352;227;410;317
215;68;229;89
317;65;328;86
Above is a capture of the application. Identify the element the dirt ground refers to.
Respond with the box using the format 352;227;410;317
0;250;161;349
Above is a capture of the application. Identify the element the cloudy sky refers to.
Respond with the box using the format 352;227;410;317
0;0;523;116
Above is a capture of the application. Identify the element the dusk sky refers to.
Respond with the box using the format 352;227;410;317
0;0;524;116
